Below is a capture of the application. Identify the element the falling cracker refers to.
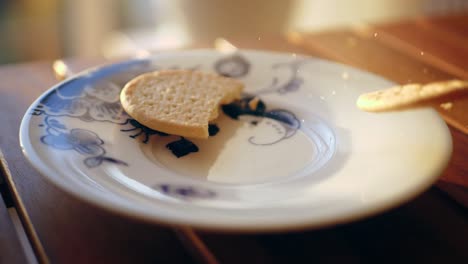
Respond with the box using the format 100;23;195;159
356;79;468;112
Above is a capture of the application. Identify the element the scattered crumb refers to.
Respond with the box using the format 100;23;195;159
248;97;260;110
440;102;453;111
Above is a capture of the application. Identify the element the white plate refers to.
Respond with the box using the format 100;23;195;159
20;50;452;232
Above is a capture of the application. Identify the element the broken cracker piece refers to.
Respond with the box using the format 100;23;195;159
357;79;468;112
120;70;244;138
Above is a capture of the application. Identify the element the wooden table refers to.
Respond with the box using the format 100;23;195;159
1;13;467;264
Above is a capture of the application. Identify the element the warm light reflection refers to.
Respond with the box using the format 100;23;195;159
214;38;238;53
135;49;151;59
342;72;349;80
353;23;373;38
52;60;69;81
286;31;303;45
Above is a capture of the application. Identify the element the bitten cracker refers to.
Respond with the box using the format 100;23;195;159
356;79;468;112
120;70;244;138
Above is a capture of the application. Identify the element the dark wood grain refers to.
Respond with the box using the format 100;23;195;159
297;28;453;83
200;188;468;264
0;189;28;264
372;13;468;134
419;12;468;37
376;14;468;79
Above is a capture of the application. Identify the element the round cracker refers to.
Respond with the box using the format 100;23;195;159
120;70;243;138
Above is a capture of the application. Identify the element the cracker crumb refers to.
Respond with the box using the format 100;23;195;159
440;102;453;111
248;97;260;110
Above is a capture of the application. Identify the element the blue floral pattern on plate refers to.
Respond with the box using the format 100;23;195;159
38;115;128;168
29;53;308;199
155;184;216;199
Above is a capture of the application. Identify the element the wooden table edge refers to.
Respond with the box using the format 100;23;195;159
0;149;50;264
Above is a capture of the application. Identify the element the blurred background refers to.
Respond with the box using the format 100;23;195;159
0;0;467;65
